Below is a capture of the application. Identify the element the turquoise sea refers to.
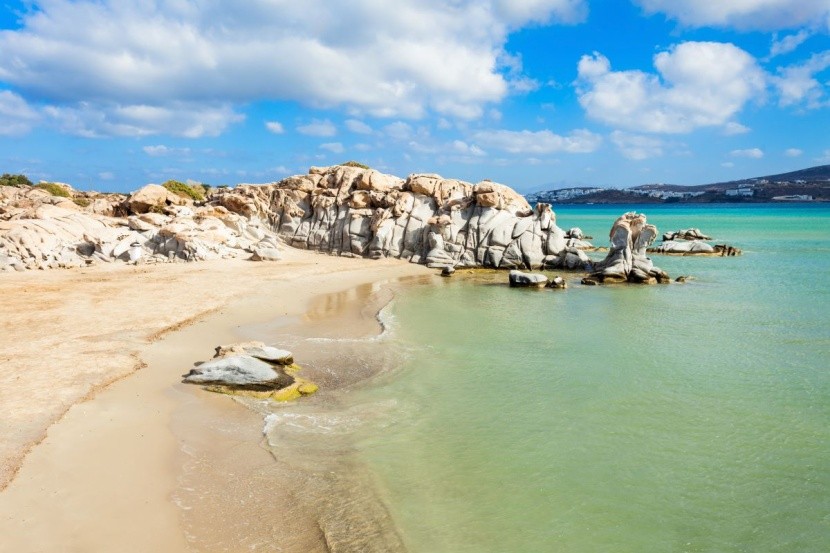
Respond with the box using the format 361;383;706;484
266;204;830;552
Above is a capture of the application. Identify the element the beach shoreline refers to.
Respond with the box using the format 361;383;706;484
0;249;432;552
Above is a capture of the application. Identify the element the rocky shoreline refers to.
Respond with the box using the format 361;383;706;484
1;164;740;284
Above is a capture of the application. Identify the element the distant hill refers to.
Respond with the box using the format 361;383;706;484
527;165;830;204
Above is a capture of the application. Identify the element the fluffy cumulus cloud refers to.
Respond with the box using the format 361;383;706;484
0;90;40;135
576;41;766;133
785;148;803;157
472;128;601;154
0;0;586;137
610;131;663;160
634;0;830;31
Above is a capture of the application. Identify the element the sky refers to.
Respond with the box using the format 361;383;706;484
0;1;829;193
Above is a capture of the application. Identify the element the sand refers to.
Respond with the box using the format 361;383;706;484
0;248;432;552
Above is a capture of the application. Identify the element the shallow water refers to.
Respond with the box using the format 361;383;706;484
337;204;830;552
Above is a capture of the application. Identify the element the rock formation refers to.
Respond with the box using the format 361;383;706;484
1;165;597;273
508;269;548;287
586;212;669;284
182;341;317;401
662;228;712;241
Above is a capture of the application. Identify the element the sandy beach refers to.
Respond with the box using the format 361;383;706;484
0;249;432;552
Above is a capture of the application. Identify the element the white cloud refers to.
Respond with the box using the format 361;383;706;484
43;102;242;138
0;0;587;133
384;121;414;141
98;171;115;180
345;119;373;134
723;122;751;135
0;90;40;135
817;149;830;163
634;0;830;31
773;50;830;109
610;131;663;160
297;119;337;137
731;148;764;158
472;128;601;154
320;142;345;154
785;148;803;157
576;42;766;134
769;30;813;58
721;161;735;168
142;145;192;157
265;121;284;134
451;140;486;157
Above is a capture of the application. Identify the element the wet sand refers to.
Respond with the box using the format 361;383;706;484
0;249;432;552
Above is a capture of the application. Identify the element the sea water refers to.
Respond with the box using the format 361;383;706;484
340;204;830;552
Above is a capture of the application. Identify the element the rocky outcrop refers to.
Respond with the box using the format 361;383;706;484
0;184;283;271
182;342;317;401
208;165;594;272
649;240;741;256
0;165;608;274
662;228;712;241
586;212;669;284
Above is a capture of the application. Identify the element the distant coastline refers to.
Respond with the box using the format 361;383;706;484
528;163;830;204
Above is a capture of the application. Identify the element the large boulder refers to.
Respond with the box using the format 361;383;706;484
589;212;669;284
183;342;316;401
508;269;548;287
126;184;187;214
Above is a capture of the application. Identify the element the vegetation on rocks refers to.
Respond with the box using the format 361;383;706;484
162;180;206;201
0;173;33;187
35;183;71;198
340;161;370;169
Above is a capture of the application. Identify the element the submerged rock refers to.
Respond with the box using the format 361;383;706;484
546;276;567;289
441;266;455;277
183;341;315;401
509;269;548;287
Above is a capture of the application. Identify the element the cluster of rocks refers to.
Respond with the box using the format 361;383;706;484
0;181;282;271
0;165;741;276
209;165;595;271
182;341;317;401
650;227;741;256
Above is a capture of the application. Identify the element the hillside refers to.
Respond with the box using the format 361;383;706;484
528;165;830;204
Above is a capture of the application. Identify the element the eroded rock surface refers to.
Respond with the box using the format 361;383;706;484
183;341;316;401
588;212;669;284
1;165;598;272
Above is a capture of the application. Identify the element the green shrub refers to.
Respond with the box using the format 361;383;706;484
340;161;370;170
0;173;33;187
36;182;71;197
73;197;91;207
162;180;205;201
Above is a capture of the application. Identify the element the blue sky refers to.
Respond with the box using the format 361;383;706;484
0;1;828;193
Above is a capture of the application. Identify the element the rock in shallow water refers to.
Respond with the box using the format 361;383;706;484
183;341;315;401
508;269;548;287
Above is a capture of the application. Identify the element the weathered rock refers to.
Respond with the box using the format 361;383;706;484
509;269;548;287
184;342;315;402
183;355;293;388
663;228;712;241
441;265;455;277
589;212;669;284
126;184;187;214
648;240;741;256
546;276;567;289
